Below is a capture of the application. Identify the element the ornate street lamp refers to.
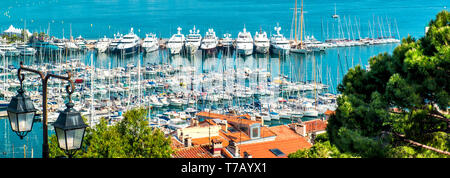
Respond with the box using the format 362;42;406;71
7;82;37;139
7;61;88;158
53;85;88;158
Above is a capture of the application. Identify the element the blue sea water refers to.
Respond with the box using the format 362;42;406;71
0;0;447;158
0;0;447;39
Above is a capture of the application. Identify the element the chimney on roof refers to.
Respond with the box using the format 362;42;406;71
191;118;199;127
184;135;192;148
291;123;307;137
243;151;252;158
229;140;240;158
211;139;223;157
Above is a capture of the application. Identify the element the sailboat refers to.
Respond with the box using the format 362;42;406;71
332;3;339;19
290;0;309;54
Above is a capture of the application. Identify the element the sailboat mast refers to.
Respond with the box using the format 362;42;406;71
299;0;304;46
294;0;298;43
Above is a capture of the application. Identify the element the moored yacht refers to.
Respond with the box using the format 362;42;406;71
95;36;111;53
0;44;20;57
75;35;87;51
236;27;253;56
200;28;218;54
142;33;159;53
108;32;122;53
16;44;37;56
253;30;270;54
116;28;141;55
167;27;185;55
270;26;290;55
221;33;233;48
184;26;201;55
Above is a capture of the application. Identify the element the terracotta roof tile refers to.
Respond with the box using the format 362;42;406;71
173;145;220;158
303;119;327;133
239;137;312;158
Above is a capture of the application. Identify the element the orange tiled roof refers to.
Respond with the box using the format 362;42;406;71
303;119;327;133
173;145;220;158
268;125;303;141
171;137;184;149
324;110;335;115
239;137;312;158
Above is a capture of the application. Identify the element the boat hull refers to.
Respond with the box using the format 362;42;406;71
255;45;269;54
237;48;253;56
271;46;289;55
144;45;159;53
117;45;140;55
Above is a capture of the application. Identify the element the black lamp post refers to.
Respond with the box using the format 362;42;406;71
6;61;88;158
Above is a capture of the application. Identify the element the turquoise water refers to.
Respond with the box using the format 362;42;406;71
0;0;446;39
0;0;447;158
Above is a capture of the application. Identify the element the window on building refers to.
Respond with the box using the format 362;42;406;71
251;127;259;138
269;149;285;157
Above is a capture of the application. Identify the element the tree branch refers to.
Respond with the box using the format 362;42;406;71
382;131;450;156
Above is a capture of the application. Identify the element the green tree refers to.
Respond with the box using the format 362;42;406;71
326;10;450;158
49;108;174;158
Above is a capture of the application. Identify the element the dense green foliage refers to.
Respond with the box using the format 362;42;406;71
325;10;450;158
49;108;174;158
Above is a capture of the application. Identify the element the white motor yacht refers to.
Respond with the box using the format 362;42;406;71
270;26;290;55
142;33;159;53
116;28;141;55
236;27;253;56
167;27;185;55
16;44;36;56
200;28;218;53
95;36;111;53
108;33;122;53
254;30;270;54
184;26;201;54
0;44;20;57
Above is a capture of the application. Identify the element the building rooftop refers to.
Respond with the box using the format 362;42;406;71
173;145;221;158
238;137;311;158
303;119;327;133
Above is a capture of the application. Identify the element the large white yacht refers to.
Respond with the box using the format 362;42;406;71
184;26;201;54
95;36;111;53
142;33;159;53
236;27;253;56
270;26;290;55
253;30;270;54
108;32;122;53
117;28;141;55
0;44;20;57
200;28;218;53
167;27;185;55
16;44;37;56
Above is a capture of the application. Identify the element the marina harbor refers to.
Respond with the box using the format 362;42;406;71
0;0;445;160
